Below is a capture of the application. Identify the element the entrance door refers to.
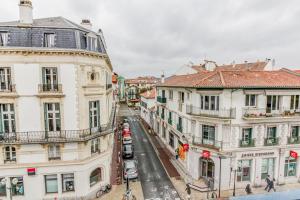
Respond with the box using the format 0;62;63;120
200;158;215;178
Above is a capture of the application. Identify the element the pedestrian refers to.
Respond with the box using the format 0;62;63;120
175;148;179;160
185;184;191;200
268;178;276;192
245;184;252;194
265;175;271;191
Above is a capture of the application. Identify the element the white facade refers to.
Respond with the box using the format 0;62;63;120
140;96;156;128
155;86;300;191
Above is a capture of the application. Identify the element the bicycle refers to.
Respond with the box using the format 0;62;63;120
96;184;112;198
122;189;137;200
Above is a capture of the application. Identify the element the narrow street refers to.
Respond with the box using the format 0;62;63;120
119;104;180;200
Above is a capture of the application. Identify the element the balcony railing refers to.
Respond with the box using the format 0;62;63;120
177;124;183;133
38;84;63;93
0;105;116;145
157;96;167;104
264;137;279;146
239;139;255;147
186;105;236;119
0;84;16;93
243;107;300;118
192;136;222;150
168;118;172;125
288;136;300;144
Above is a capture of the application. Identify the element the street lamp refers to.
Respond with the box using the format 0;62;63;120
231;168;237;196
218;155;227;198
0;177;19;200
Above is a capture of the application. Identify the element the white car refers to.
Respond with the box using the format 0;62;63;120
123;136;132;145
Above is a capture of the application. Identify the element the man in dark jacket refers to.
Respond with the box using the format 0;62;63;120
265;175;271;190
268;178;276;192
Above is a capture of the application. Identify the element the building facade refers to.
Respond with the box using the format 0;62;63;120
155;62;300;192
140;89;156;128
0;1;115;199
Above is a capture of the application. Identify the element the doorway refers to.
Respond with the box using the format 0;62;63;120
200;158;215;178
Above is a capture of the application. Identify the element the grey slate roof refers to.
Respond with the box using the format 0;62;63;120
0;17;106;53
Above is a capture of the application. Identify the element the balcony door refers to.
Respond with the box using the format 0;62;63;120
42;67;58;91
0;104;16;134
241;128;252;145
266;95;280;113
44;103;61;133
202;125;215;145
0;68;11;91
200;158;215;179
89;101;100;133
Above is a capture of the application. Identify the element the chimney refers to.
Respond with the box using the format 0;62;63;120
161;73;165;84
19;0;33;25
81;19;92;30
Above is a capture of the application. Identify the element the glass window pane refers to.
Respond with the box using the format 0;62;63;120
45;175;58;193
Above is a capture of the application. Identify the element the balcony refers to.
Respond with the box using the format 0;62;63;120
288;136;300;144
239;139;255;147
157;96;167;104
264;137;279;146
243;107;300;119
192;136;222;150
177;124;183;133
168;118;172;125
0;84;17;97
186;105;236;119
0;105;116;145
38;84;63;97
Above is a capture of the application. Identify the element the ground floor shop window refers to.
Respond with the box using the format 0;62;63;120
261;158;275;179
0;178;6;196
90;168;102;187
237;160;252;182
284;157;297;177
11;177;24;196
45;175;58;193
62;174;75;192
169;132;174;148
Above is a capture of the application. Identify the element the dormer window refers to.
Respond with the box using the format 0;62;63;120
0;32;8;47
44;33;55;48
87;36;97;51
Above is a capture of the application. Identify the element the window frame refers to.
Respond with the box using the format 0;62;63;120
90;168;102;187
237;160;252;182
61;173;75;192
44;174;58;194
48;144;61;160
169;90;173;100
245;94;256;107
43;33;56;48
4;146;16;163
91;138;100;154
290;95;300;110
10;177;24;196
0;32;8;47
200;95;219;111
284;157;297;177
0;67;12;91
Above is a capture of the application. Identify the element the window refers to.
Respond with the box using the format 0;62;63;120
0;68;11;91
161;90;165;98
291;126;299;138
266;95;280;113
245;94;256;107
90;168;101;187
11;177;24;196
169;90;173;100
91;138;100;154
0;32;8;46
87;36;97;51
45;175;58;193
241;128;252;144
0;104;16;133
202;125;215;145
4;146;16;163
44;103;61;132
44;33;55;48
237;160;252;182
187;93;190;101
179;92;185;103
200;95;219;111
48;144;61;160
169;132;175;148
62;174;75;192
284;157;297;177
290;95;300;110
0;177;6;196
42;67;58;91
89;101;100;131
261;158;274;180
267;127;276;138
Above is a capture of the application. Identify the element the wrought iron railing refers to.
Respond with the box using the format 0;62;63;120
264;137;279;146
186;105;236;119
239;139;255;147
38;84;63;93
157;96;167;103
0;84;16;93
0;105;116;145
192;136;222;150
287;136;300;144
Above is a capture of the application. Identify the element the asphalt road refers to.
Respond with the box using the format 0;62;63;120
120;105;180;200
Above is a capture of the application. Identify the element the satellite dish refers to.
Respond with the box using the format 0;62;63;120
0;178;6;186
12;178;18;185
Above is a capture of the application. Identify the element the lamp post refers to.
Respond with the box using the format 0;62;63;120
233;169;237;196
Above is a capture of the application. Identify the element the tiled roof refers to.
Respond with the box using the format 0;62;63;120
215;61;267;71
140;89;156;99
158;69;300;88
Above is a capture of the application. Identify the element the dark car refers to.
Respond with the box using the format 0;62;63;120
123;144;134;159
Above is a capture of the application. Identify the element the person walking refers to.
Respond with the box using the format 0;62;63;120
268;178;276;192
185;184;191;200
265;175;271;191
245;184;252;194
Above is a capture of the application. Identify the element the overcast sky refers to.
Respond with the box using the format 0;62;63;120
1;0;300;78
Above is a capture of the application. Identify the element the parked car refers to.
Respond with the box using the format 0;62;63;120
122;129;132;137
123;136;132;145
123;160;138;180
123;122;130;129
122;144;134;159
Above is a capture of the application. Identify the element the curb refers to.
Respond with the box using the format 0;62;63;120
138;117;185;200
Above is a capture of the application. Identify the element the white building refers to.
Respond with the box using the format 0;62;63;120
155;62;300;192
0;1;115;199
140;89;156;128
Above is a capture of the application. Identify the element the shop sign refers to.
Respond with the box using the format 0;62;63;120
202;150;211;159
241;152;274;158
27;168;36;176
290;150;298;159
